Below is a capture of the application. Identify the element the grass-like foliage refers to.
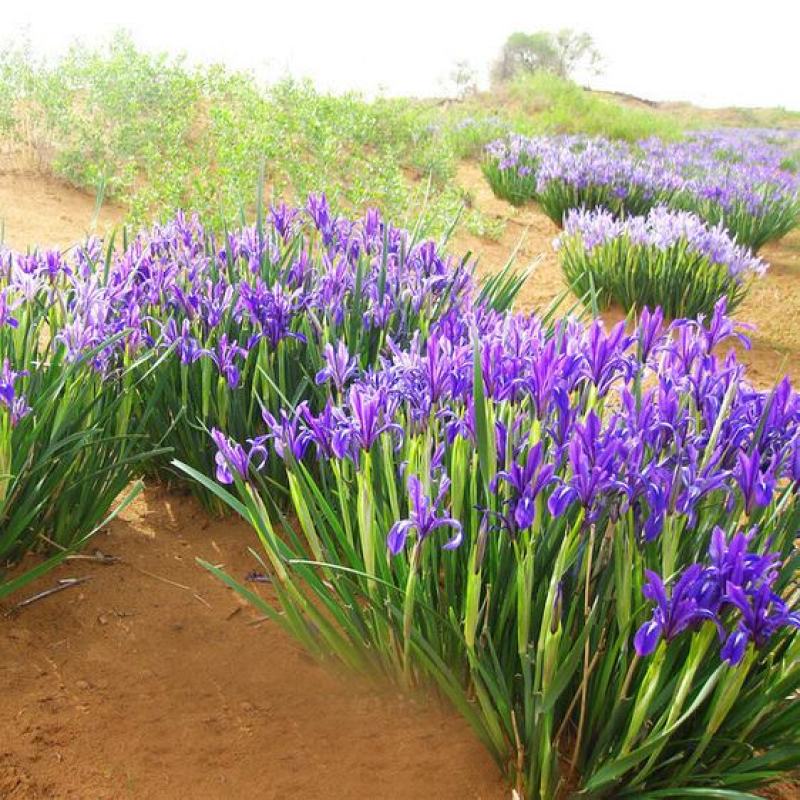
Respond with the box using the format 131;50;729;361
671;183;800;253
200;304;800;799
482;135;540;206
556;207;766;318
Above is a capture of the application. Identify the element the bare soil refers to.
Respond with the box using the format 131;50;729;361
1;487;504;800
1;163;799;799
0;155;123;251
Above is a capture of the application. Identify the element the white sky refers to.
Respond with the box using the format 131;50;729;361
5;0;800;110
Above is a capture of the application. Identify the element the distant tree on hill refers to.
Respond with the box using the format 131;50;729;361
448;60;478;99
492;29;603;83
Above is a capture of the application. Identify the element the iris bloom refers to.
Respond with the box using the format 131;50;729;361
387;474;462;556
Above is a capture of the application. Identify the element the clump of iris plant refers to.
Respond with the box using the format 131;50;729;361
202;301;800;799
556;206;766;318
0;250;162;600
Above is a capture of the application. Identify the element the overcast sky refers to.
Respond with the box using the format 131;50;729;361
5;0;799;110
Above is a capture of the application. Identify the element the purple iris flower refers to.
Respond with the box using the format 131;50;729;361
702;298;752;352
642;475;672;542
269;203;299;240
262;405;313;462
0;290;19;329
788;434;800;484
209;335;248;389
163;319;204;365
675;446;732;525
348;388;403;453
0;359;31;425
300;401;340;458
584;320;633;395
720;582;800;665
555;413;629;523
707;527;780;601
492;442;556;533
211;428;251;484
634;566;718;656
387;474;462;555
237;281;304;349
307;193;333;242
421;331;467;404
636;306;665;362
547;483;577;517
734;450;777;514
315;341;358;393
0;359;21;409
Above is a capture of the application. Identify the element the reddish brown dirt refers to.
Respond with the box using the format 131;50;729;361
1;165;799;799
0;157;123;251
1;487;505;800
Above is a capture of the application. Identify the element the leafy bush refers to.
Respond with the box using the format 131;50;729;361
0;35;469;236
508;73;683;142
556;207;766;318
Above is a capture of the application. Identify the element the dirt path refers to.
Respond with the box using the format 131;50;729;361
1;487;504;800
1;166;799;799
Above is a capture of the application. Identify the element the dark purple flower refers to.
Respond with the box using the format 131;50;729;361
720;582;800;665
307;193;333;242
209;334;248;388
583;319;633;395
0;359;30;423
547;483;577;517
211;428;251;484
675;446;731;524
387;474;462;555
315;341;358;393
348;388;403;453
262;405;313;462
269;202;299;240
492;442;556;533
735;450;777;515
163;319;204;365
634;566;717;656
636;306;665;362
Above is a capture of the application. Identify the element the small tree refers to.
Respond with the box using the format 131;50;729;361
492;29;602;83
552;29;603;79
449;60;478;99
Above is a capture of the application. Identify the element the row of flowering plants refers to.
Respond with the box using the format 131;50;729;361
54;195;522;514
556;206;767;318
204;300;800;799
0;196;524;594
482;130;800;251
0;249;165;599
